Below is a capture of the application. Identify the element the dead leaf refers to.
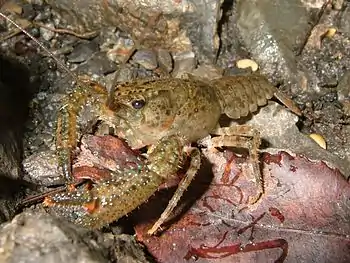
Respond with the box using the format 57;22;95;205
134;150;350;263
62;135;350;262
73;135;144;181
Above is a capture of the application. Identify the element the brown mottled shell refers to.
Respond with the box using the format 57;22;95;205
211;75;276;119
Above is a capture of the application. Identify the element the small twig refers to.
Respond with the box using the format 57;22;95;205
0;17;98;42
33;21;99;39
0;17;32;42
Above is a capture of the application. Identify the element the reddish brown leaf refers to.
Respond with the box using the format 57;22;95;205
73;135;182;189
66;135;350;262
134;151;350;263
73;135;144;181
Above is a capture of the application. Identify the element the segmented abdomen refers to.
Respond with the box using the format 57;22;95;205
211;75;276;119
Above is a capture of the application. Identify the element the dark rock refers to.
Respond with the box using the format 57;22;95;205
76;51;117;75
68;40;99;63
300;19;350;91
0;54;32;223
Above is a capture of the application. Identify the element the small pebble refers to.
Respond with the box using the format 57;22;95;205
332;0;344;10
113;66;137;83
157;49;173;73
29;27;40;38
76;52;117;76
171;51;196;78
39;23;55;41
236;59;259;72
67;41;99;63
132;49;158;70
105;37;135;64
309;133;327;149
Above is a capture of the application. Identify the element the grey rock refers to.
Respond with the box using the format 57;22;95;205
100;29;135;64
107;234;150;263
39;22;56;41
184;0;223;63
132;49;158;70
0;210;107;263
339;4;350;35
45;0;222;62
25;0;44;5
243;102;350;179
171;51;196;78
23;150;64;186
76;51;117;76
156;49;173;73
0;139;20;181
24;93;58;154
113;65;138;83
235;0;320;87
0;176;25;223
68;41;99;63
338;72;350;115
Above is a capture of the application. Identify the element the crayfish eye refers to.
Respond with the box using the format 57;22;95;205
131;99;146;109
